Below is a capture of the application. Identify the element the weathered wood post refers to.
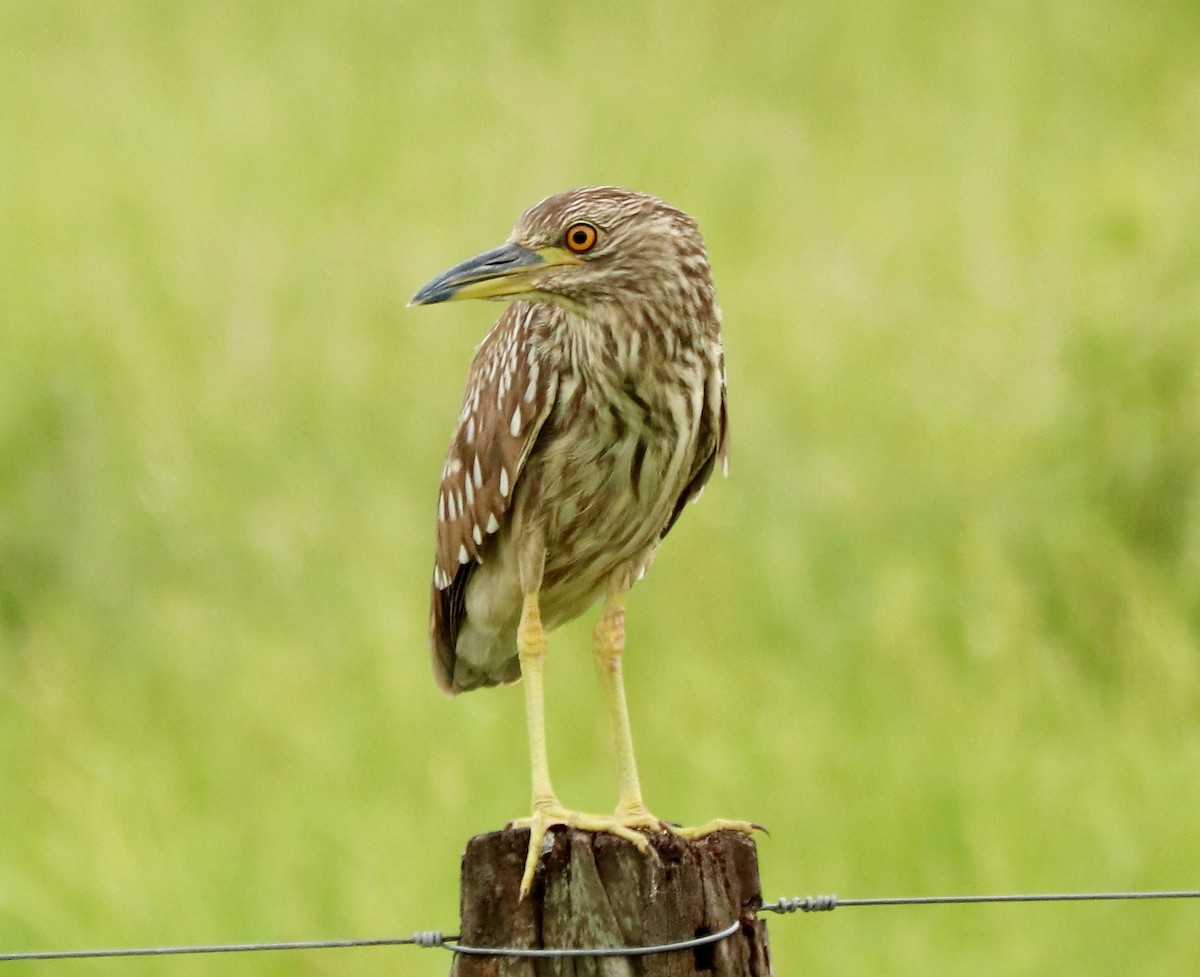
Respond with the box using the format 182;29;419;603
453;828;771;976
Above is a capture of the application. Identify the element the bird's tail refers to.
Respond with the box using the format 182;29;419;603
430;574;519;693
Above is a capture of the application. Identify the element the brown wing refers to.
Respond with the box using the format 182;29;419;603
429;303;558;693
663;339;729;538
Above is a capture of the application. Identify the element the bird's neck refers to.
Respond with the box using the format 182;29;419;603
536;302;714;382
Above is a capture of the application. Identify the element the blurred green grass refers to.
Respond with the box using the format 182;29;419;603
2;0;1200;973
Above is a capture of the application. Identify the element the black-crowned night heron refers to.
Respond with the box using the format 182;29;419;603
411;187;753;895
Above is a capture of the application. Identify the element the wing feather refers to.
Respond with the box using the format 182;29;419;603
663;340;728;538
429;304;557;692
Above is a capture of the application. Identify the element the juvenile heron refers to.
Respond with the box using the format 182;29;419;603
411;187;752;895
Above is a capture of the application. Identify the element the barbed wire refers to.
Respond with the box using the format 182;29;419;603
1;888;1196;963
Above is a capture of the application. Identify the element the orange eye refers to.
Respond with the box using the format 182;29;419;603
564;221;599;253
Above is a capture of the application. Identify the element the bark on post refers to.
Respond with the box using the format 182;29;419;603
452;827;771;977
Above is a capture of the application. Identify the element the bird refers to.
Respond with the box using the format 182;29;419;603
410;186;753;896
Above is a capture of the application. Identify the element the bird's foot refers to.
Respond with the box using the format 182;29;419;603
669;817;765;839
509;801;663;898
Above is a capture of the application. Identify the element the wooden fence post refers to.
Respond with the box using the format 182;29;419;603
452;827;771;976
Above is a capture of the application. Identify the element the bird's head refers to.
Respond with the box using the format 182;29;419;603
410;187;715;322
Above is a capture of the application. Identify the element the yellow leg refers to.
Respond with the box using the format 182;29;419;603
509;591;760;898
593;593;657;822
594;592;762;843
509;592;652;898
517;592;556;808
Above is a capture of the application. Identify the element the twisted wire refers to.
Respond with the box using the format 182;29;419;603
762;889;1200;914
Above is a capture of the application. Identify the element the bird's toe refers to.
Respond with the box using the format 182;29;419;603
670;817;764;839
510;803;670;898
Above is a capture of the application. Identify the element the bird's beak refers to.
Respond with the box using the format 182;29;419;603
409;242;581;306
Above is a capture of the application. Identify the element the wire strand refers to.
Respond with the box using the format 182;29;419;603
762;889;1200;914
0;921;743;963
2;888;1197;962
0;934;456;962
444;918;742;958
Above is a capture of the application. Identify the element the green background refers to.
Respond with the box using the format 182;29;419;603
3;1;1199;974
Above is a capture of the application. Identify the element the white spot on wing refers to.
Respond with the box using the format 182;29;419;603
473;455;483;489
458;544;469;565
524;362;539;402
509;405;522;436
464;475;474;506
472;524;483;545
486;513;499;533
499;468;510;498
438;492;446;522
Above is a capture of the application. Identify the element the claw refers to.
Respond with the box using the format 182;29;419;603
507;806;762;898
509;804;660;898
